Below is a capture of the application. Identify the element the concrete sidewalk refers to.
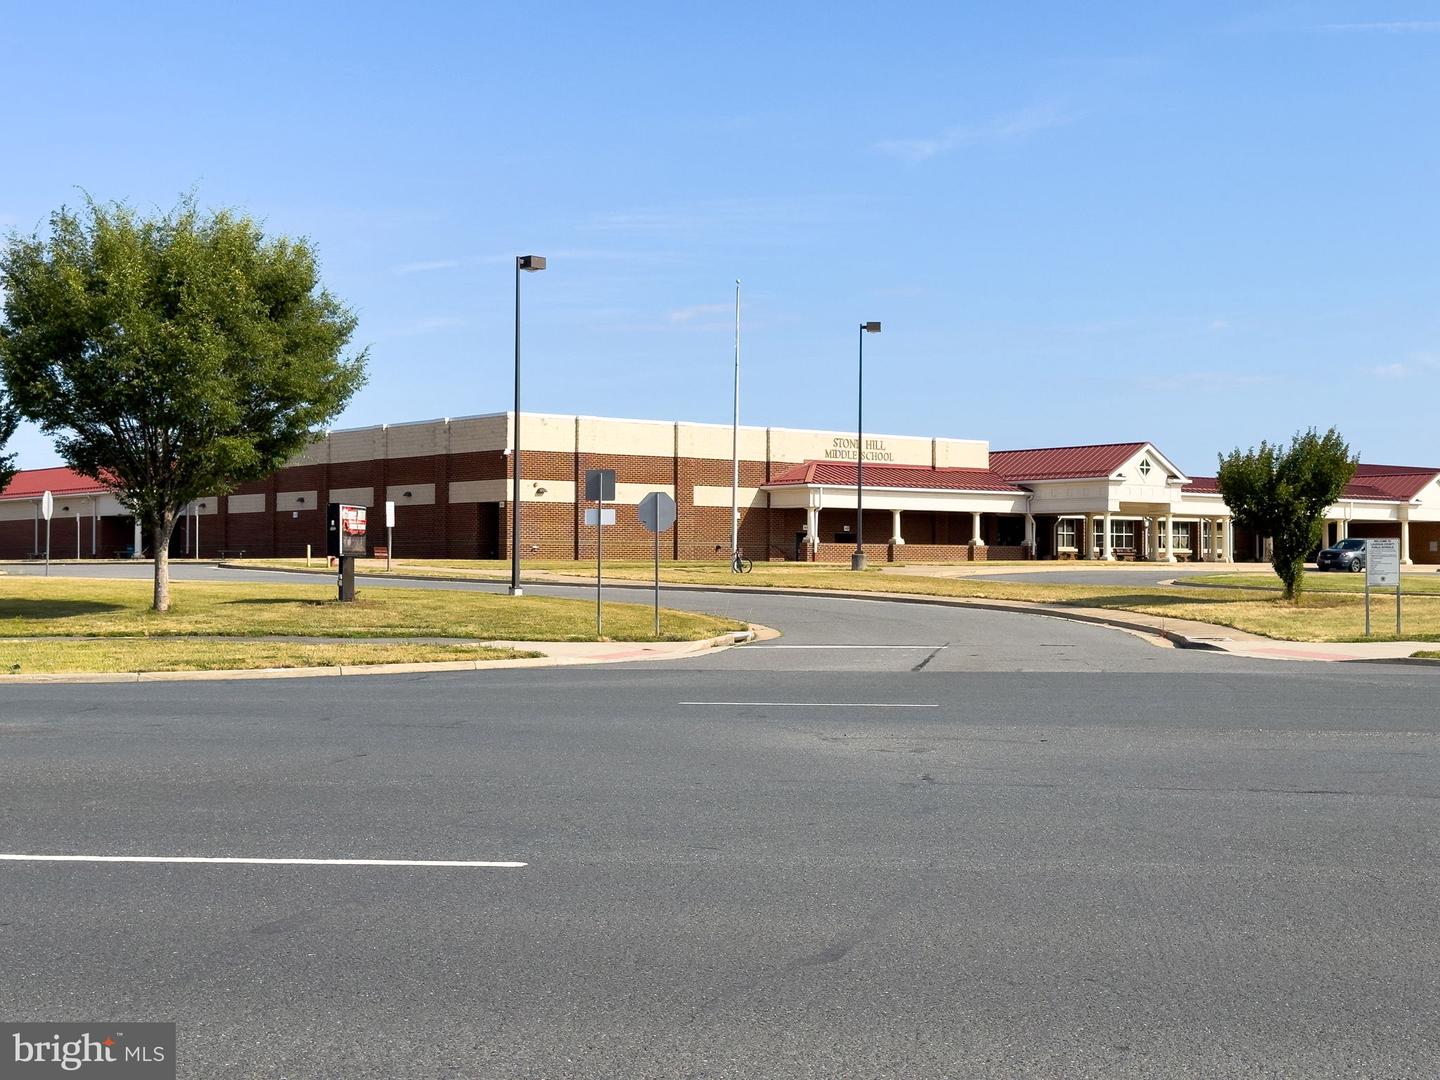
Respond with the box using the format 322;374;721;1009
0;631;756;685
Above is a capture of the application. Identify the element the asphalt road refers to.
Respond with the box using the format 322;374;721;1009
2;564;1440;1077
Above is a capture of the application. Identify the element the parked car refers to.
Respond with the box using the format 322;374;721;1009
1316;537;1367;572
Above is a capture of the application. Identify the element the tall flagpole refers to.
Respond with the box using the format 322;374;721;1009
730;279;741;566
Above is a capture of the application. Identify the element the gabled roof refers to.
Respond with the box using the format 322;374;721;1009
0;466;109;501
1184;465;1440;503
1349;464;1440;502
989;442;1152;482
767;460;1025;493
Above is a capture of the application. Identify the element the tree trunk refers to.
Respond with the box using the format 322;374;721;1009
151;510;179;612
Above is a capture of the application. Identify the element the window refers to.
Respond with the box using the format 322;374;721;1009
1172;521;1192;550
1057;519;1077;549
1111;519;1136;549
1138;458;1152;478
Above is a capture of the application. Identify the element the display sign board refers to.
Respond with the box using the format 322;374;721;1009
638;491;676;533
584;507;617;527
40;490;53;521
385;500;396;529
585;469;616;502
326;502;368;557
1367;538;1400;587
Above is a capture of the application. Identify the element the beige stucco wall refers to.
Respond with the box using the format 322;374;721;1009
577;416;674;458
693;485;764;508
676;422;768;462
450;414;508;455
276;490;318;512
449;479;509;505
386;483;436;507
228;493;266;514
328;487;374;507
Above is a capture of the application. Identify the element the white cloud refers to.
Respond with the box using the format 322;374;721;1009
1141;371;1276;391
1372;355;1439;379
875;103;1072;163
667;303;732;324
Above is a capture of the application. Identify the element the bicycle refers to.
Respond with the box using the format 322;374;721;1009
730;550;753;574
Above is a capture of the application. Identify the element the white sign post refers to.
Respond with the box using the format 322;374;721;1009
585;470;617;637
385;500;396;571
1365;537;1402;637
638;491;677;637
40;490;53;576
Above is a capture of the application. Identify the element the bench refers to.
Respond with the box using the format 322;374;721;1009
218;548;247;559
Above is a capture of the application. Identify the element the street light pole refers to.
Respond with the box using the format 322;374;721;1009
730;279;741;569
852;321;881;571
510;254;546;597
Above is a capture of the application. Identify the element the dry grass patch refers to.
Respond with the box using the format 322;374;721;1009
0;640;531;675
0;577;743;643
226;557;1440;642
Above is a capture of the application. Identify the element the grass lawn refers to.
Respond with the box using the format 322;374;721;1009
231;557;1440;643
1187;571;1440;595
0;577;741;642
1416;652;1440;660
0;640;531;675
0;577;744;674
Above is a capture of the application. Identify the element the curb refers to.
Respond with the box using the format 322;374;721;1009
218;562;1234;651
0;630;755;686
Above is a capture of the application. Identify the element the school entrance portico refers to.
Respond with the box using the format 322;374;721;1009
766;460;1033;562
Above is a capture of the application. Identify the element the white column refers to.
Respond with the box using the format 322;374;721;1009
1225;518;1234;562
1101;513;1114;560
890;509;904;545
805;506;819;551
1024;513;1036;553
1161;514;1175;562
971;511;985;546
1402;519;1412;565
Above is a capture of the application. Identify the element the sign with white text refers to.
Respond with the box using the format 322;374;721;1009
1367;538;1400;587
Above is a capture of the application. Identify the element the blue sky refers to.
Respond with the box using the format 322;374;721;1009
2;2;1437;475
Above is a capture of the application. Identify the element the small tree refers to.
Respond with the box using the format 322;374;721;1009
0;197;366;610
1217;428;1356;601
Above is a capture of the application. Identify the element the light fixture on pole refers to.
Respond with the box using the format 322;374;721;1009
730;279;741;571
510;254;546;597
852;321;881;571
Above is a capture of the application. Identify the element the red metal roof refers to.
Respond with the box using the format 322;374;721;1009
1183;476;1221;495
1185;465;1440;503
767;460;1025;493
0;466;109;501
1348;464;1440;502
989;442;1149;482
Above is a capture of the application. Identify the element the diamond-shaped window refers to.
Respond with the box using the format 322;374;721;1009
1138;459;1152;477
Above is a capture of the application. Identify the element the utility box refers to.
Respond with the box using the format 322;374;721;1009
327;503;368;558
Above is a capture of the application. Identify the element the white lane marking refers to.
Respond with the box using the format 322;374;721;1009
679;702;939;709
0;854;525;868
750;644;948;650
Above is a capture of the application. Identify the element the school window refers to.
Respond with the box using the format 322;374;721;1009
1057;519;1077;548
1111;520;1136;549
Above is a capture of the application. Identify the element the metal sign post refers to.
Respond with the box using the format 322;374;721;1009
40;490;53;576
1365;538;1401;637
639;491;677;638
585;470;617;637
385;500;396;572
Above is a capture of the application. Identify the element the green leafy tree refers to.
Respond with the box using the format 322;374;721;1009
0;391;18;494
0;197;367;610
1217;428;1357;601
